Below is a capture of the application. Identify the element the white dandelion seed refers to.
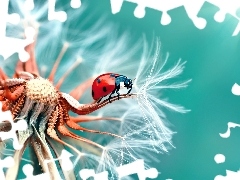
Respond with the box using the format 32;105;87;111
87;38;190;178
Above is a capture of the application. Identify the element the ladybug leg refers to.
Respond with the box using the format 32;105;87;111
115;85;121;100
117;92;120;100
127;87;132;95
108;91;115;103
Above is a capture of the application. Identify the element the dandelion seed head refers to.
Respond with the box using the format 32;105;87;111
26;77;59;105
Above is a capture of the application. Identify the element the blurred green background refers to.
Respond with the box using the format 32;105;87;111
4;0;240;179
82;0;240;179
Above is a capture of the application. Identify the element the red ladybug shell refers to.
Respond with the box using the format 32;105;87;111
92;73;119;100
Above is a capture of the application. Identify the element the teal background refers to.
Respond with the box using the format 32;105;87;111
83;1;240;180
3;0;240;179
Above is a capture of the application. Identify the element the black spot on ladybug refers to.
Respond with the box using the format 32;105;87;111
110;74;115;77
103;86;107;92
92;90;94;97
97;78;101;83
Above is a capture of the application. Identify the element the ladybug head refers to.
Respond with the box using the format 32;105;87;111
124;78;133;89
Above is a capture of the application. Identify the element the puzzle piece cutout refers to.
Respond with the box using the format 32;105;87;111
110;0;240;35
215;170;240;180
24;0;34;11
44;149;74;171
214;123;240;180
22;149;74;179
0;0;36;61
25;0;81;11
79;169;109;180
80;159;158;180
231;83;240;95
116;159;158;180
214;83;240;179
219;122;240;138
0;27;35;62
0;102;12;123
206;0;240;36
70;0;81;9
0;102;28;150
48;0;67;22
48;0;81;22
21;164;50;180
21;151;158;180
0;156;14;180
0;0;82;61
214;154;225;164
0;119;28;150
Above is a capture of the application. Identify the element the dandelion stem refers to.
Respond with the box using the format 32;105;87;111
67;118;123;139
55;57;82;89
72;93;137;115
48;42;69;82
70;115;121;123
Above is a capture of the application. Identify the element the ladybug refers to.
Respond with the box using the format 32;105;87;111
92;73;133;102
